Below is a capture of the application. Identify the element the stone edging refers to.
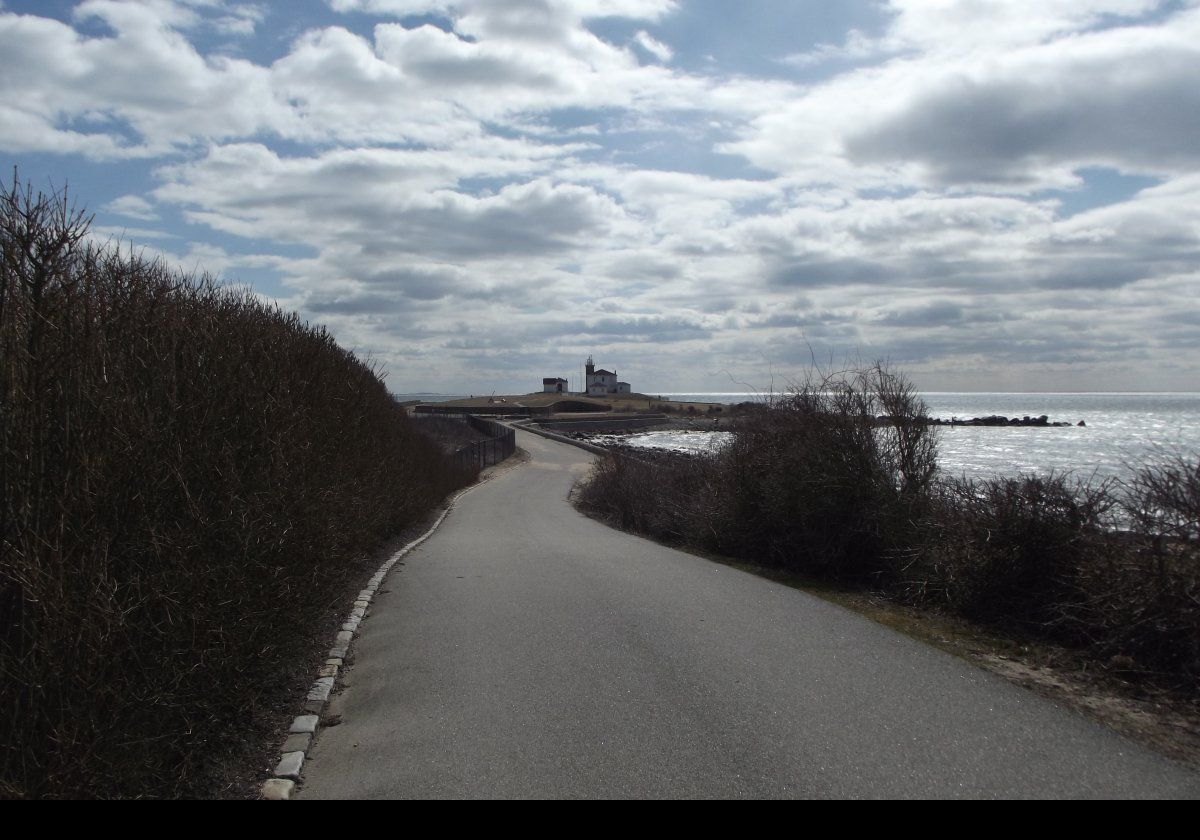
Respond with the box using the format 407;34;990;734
259;488;474;801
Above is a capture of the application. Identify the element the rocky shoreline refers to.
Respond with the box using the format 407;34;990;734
917;414;1084;428
550;413;1085;449
568;414;1085;438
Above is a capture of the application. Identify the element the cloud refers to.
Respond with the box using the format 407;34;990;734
0;0;733;159
567;314;709;342
103;194;160;220
327;0;678;23
90;223;178;241
374;24;564;90
769;256;897;289
0;3;283;157
633;30;672;62
876;301;965;328
210;3;266;36
156;144;629;258
879;0;1165;55
781;29;885;69
844;20;1200;185
728;3;1200;190
142;126;1200;391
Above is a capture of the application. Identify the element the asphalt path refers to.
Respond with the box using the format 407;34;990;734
298;430;1199;799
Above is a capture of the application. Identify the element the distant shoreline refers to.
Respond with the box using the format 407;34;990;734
394;390;1200;403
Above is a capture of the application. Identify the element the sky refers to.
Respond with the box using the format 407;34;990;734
2;0;1198;395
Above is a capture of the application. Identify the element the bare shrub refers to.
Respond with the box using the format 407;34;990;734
1101;450;1200;676
710;363;937;581
917;462;1199;680
579;363;937;583
1072;543;1200;679
929;474;1119;633
1125;450;1200;544
577;449;716;544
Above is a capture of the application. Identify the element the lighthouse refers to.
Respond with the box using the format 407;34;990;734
545;356;630;396
585;355;626;396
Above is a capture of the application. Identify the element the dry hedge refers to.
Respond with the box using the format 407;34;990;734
0;176;471;798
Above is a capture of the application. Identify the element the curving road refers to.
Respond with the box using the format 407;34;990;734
298;430;1198;799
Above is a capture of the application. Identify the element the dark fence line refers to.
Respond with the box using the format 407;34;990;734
452;416;517;472
414;399;613;417
411;411;474;421
416;404;533;417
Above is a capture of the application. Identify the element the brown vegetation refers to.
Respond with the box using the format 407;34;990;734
0;176;472;798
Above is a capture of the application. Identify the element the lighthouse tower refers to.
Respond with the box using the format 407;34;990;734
586;355;595;379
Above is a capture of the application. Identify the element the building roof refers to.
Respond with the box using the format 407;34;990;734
543;377;567;383
592;369;616;377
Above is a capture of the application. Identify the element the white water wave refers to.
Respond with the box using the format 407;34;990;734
587;430;735;455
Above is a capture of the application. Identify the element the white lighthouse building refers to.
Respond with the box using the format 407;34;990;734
585;356;631;396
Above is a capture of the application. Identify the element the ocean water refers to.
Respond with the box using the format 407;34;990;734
625;392;1200;482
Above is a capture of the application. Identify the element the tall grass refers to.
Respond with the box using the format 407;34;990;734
0;176;471;798
578;364;1200;684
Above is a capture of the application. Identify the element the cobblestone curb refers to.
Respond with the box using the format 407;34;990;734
258;491;470;800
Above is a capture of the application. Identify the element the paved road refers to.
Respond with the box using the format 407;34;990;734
299;430;1198;799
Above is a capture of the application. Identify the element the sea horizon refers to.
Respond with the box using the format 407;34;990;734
395;389;1200;399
